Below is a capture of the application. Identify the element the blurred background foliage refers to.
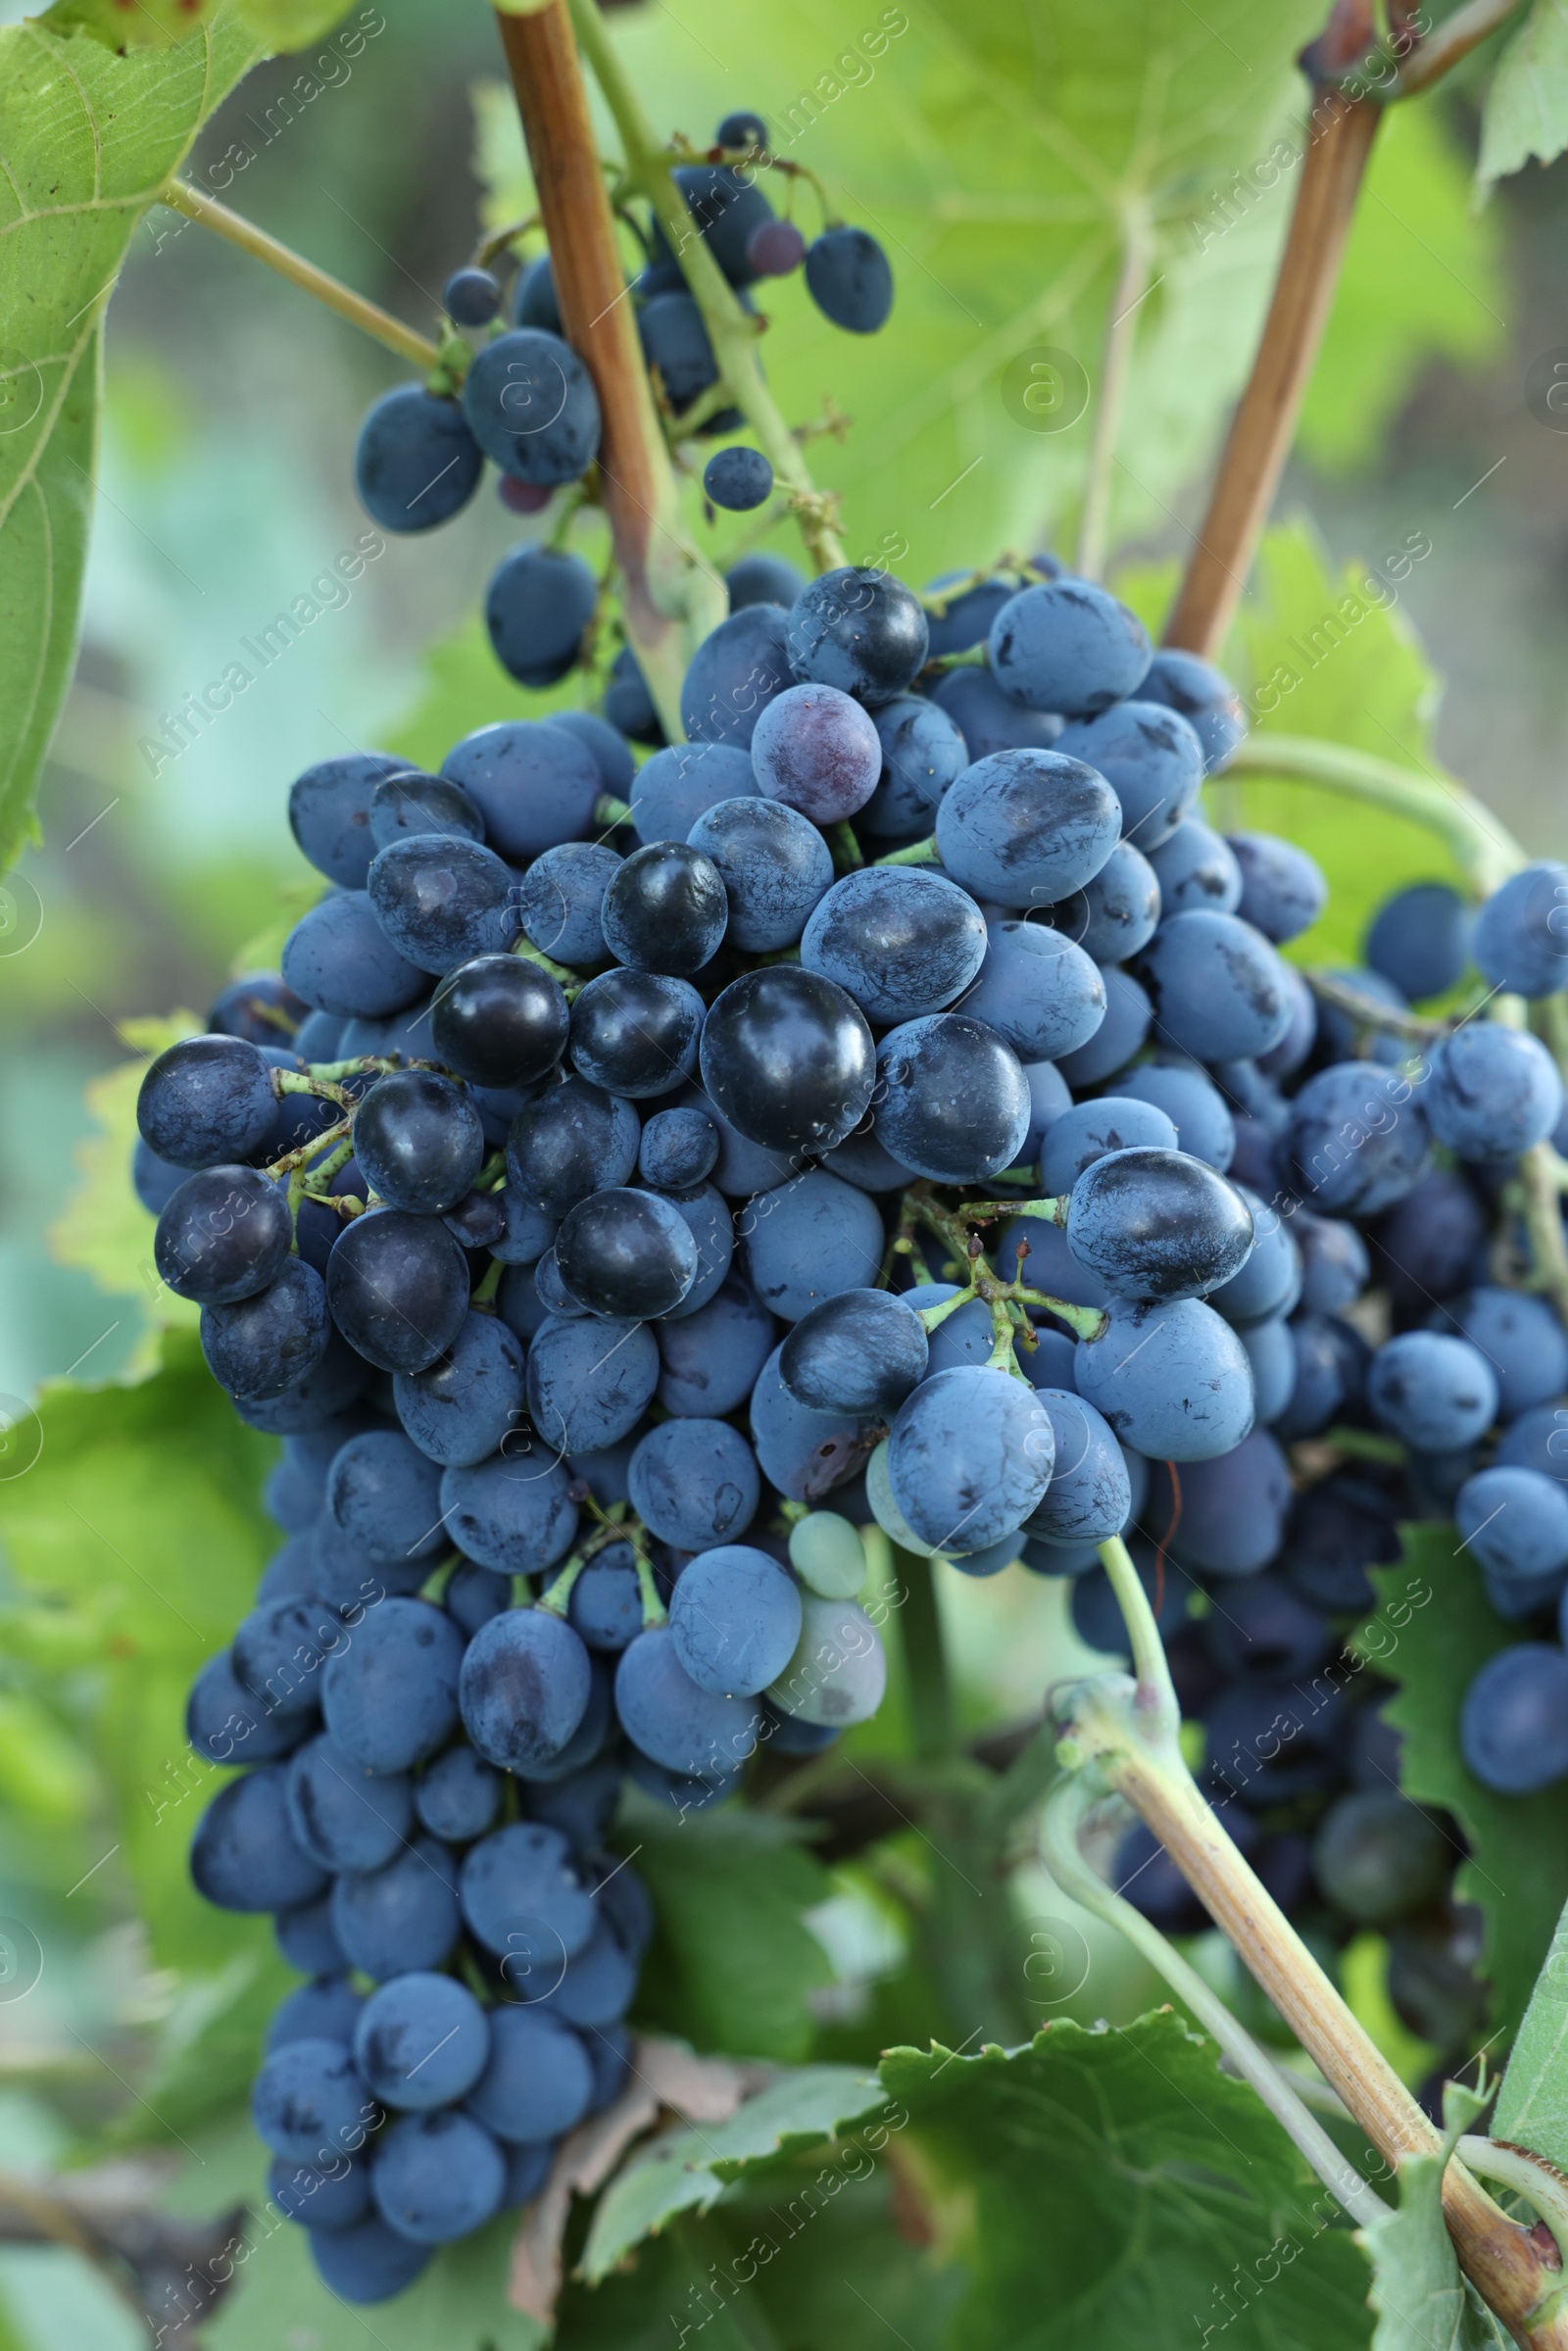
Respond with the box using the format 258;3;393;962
1;0;1566;2340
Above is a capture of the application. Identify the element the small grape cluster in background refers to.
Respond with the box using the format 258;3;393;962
352;109;893;697
122;88;1568;2310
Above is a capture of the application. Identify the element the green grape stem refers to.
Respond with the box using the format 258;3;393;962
536;1519;627;1618
1039;1773;1390;2226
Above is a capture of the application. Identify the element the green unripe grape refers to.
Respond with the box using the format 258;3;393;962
767;1595;886;1727
788;1509;868;1597
864;1441;935;1558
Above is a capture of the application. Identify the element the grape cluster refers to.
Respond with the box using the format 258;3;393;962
352;106;892;695
131;83;1568;2282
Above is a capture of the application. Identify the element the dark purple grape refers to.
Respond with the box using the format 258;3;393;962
430;955;568;1089
444;266;501;326
568;969;705;1098
506;1079;640;1219
325;1210;470;1373
786;566;928;706
137;1035;279;1169
155;1165;292;1303
601;843;728;975
555;1188;699;1319
352;1072;484;1215
202;1258;331;1401
700;967;874;1153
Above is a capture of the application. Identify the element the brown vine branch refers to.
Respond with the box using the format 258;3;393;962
1162;83;1380;657
492;0;723;737
1057;1683;1568;2348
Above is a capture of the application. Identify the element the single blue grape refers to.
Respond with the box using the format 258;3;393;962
804;226;893;331
1075;1297;1254;1461
441;719;602;861
1044;838;1161;964
1429;1286;1568;1421
614;1623;760;1775
988;580;1151;716
705;445;773;510
462;328;602;484
1063;1147;1254;1302
727;552;807;611
466;2004;594;2142
873;1014;1031;1184
686;796;830;952
1473;861;1568;999
1287;1059;1431;1217
325;1430;446;1565
1134;910;1293;1061
507;1079;640;1220
367;834;518;977
930;666;1063;760
1148;818;1242;915
354;1972;490;2111
1460;1645;1568;1792
252;2037;373;2165
527;1314;661;1451
1055;964;1152;1089
284;1734;413;1874
1022;1389;1130;1543
628;1419;761;1550
786;566;927;705
1226;831;1327;944
460;1610;592;1772
414;1741;502;1840
190;1767;326;1913
740;1170;884;1320
859;696;967;838
1367;1331;1497;1450
963;920;1106;1062
355;387;482;532
460;1819;595;1960
668;1543;804;1695
935;749;1120;906
1456;1465;1568;1583
778;1288;928;1414
1423;1024;1564;1159
800;867;987;1026
371;2109;507;2243
321;1598;466;1775
441;1451;578;1576
1055;702;1203;852
1039;1098;1178;1196
887;1366;1054;1555
201;1258;330;1403
1365;881;1471;1001
393;1311;527;1469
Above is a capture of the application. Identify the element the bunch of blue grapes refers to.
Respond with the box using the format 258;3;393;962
125;82;1568;2287
352;106;894;701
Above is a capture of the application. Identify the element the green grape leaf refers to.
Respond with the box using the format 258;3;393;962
480;0;1334;584
559;2178;962;2350
1492;1896;1568;2171
0;9;263;871
1478;0;1568;192
0;1325;277;1976
876;2012;1373;2351
580;2065;885;2281
38;0;359;53
1360;1529;1568;2040
1300;100;1506;475
1222;519;1487;965
194;2171;546;2351
1358;2083;1503;2351
619;1797;835;2062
